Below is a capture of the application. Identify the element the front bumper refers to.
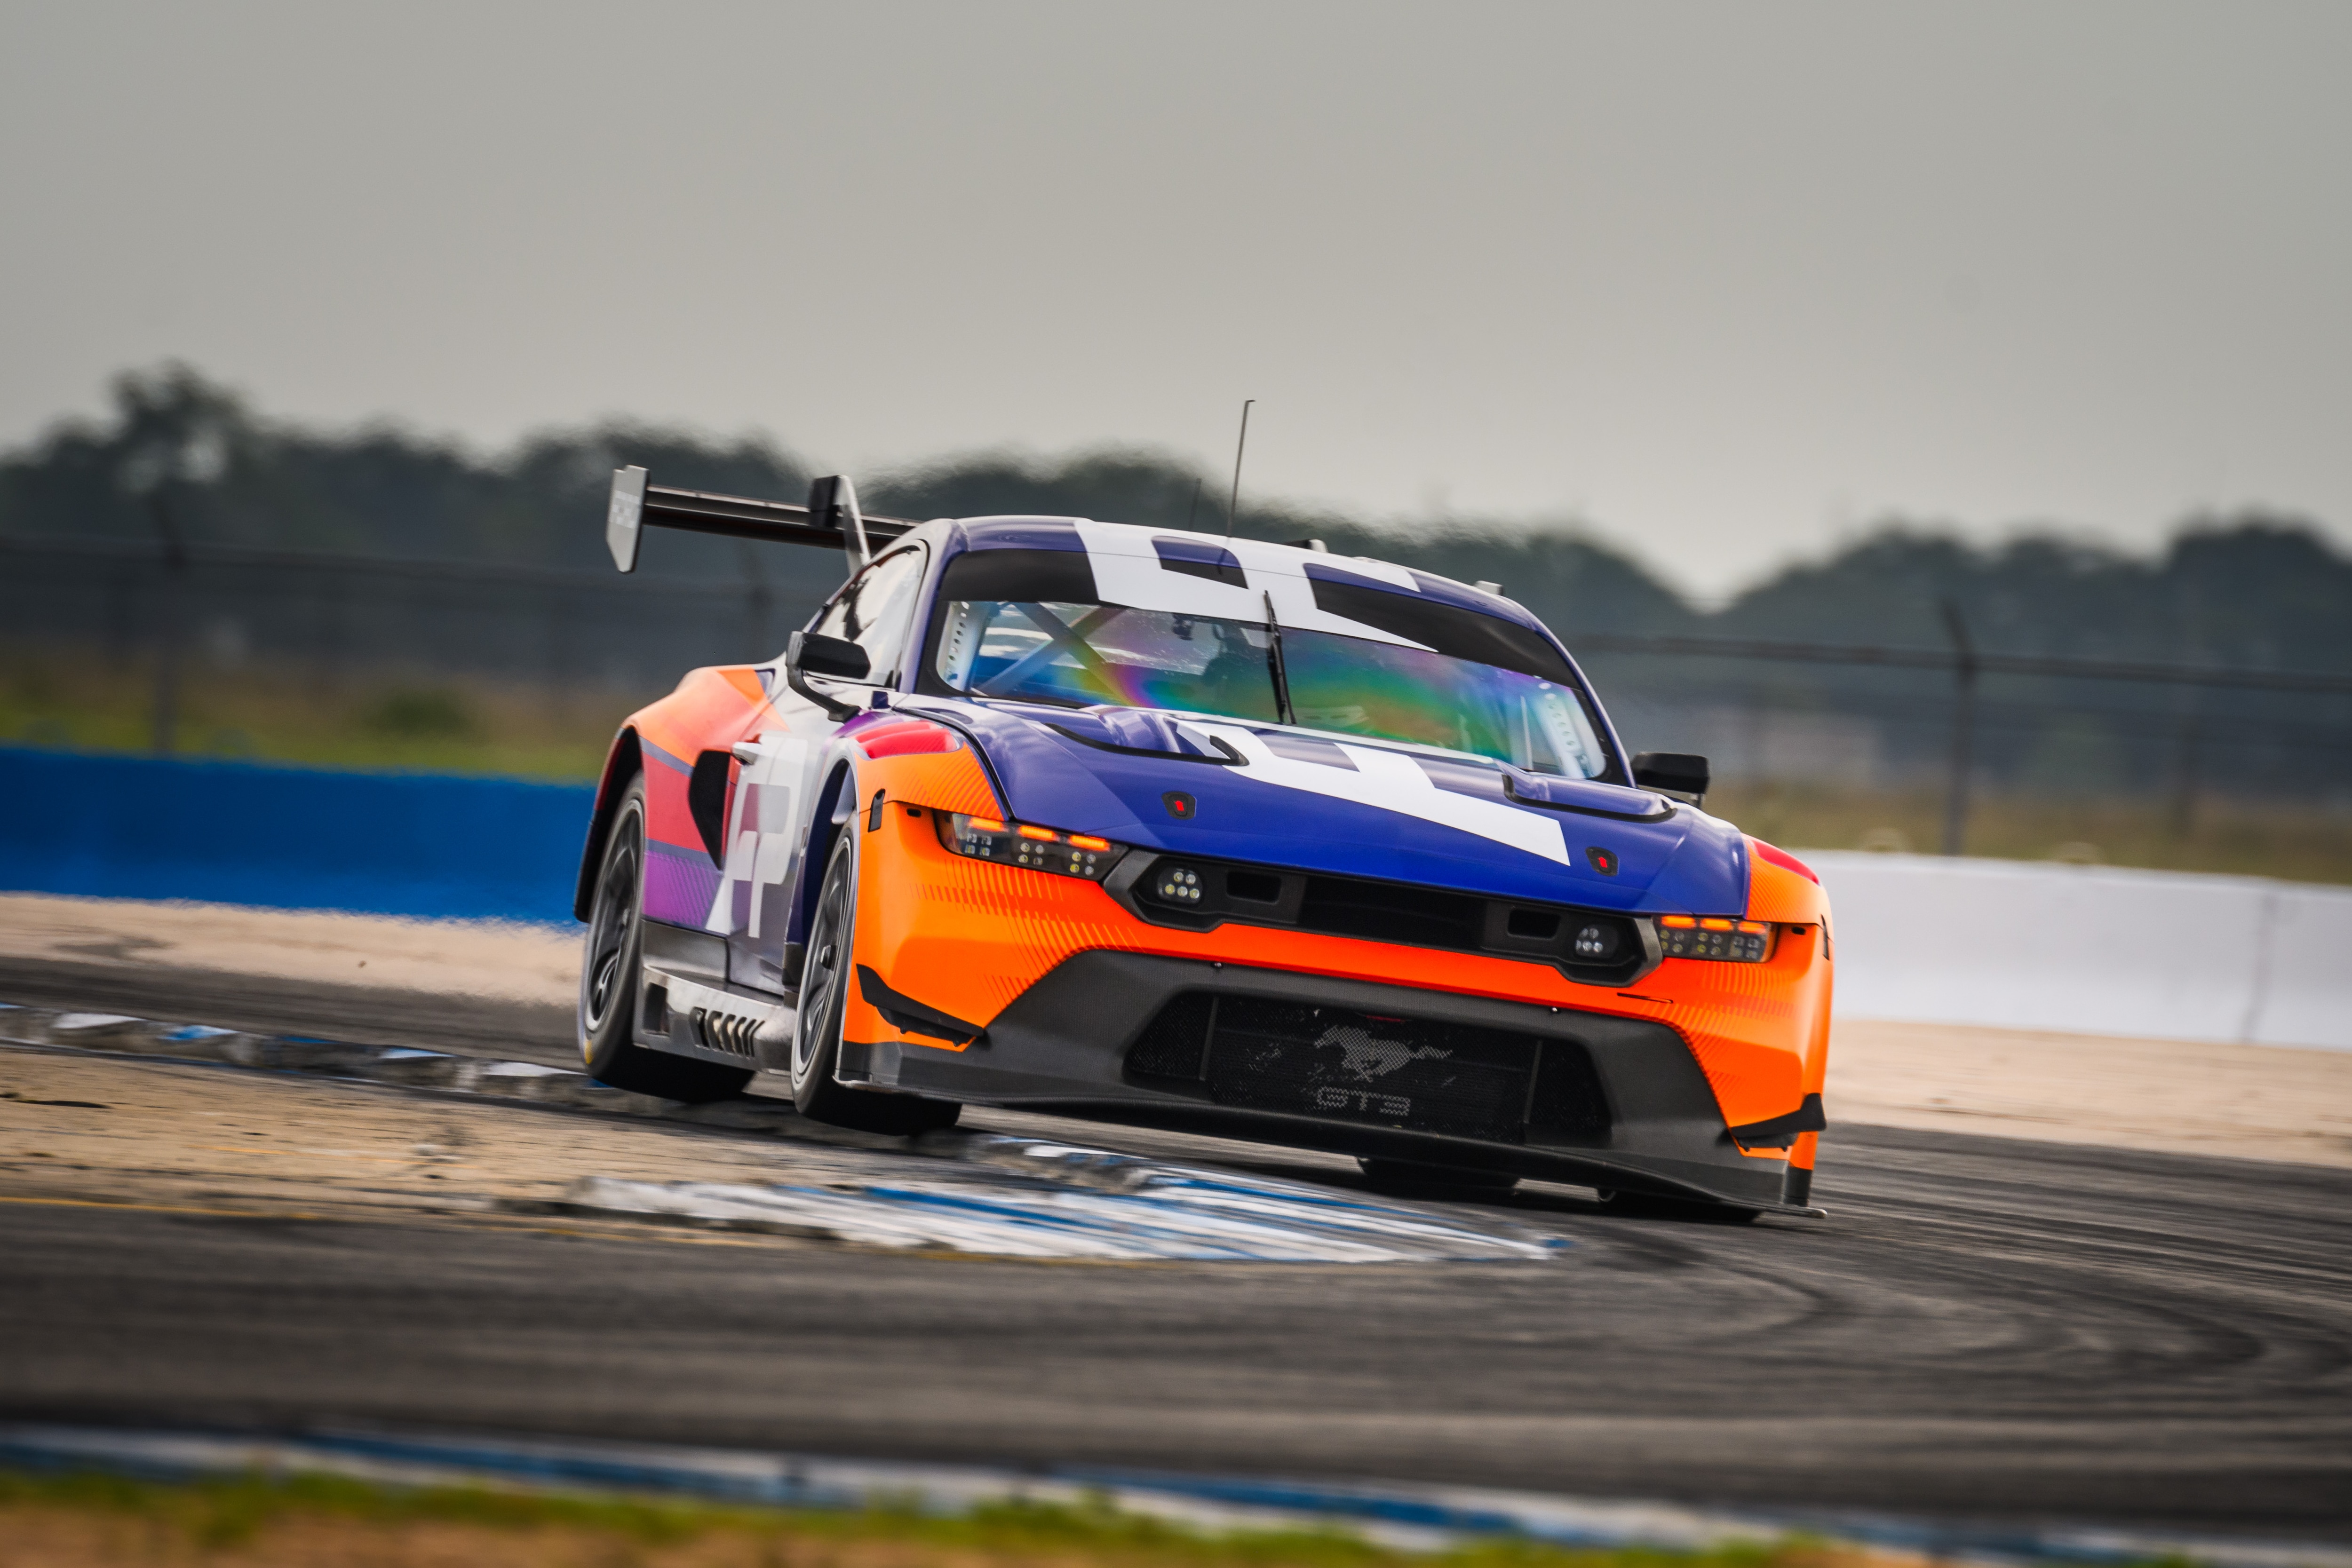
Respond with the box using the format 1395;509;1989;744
838;948;1806;1210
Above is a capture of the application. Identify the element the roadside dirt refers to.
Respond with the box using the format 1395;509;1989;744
4;890;2347;1171
1827;1017;2352;1170
0;893;577;1004
0;1048;862;1246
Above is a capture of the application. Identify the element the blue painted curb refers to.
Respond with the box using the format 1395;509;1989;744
1;1423;2343;1568
0;745;595;922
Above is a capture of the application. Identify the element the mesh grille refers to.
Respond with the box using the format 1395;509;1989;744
1207;999;1535;1143
1124;992;1613;1147
1526;1040;1610;1140
1123;991;1216;1081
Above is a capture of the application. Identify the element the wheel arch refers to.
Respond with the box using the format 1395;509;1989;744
791;756;864;948
573;727;645;921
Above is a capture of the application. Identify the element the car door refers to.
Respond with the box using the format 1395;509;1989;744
722;541;931;993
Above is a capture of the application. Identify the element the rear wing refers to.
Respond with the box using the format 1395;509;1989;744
605;467;917;577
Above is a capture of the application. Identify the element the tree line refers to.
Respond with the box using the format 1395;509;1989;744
5;363;2345;682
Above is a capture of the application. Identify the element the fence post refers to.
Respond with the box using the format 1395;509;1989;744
2169;703;2201;839
1938;598;1977;856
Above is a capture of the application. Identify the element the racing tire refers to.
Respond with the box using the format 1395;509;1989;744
791;826;962;1137
580;773;753;1104
1594;1187;1762;1225
1357;1157;1520;1196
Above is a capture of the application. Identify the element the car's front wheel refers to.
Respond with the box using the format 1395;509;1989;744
791;826;960;1136
580;773;753;1103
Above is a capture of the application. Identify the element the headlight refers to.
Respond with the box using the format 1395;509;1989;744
936;812;1128;881
1152;863;1205;902
1657;915;1776;963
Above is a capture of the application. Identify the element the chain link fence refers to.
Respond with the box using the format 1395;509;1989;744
7;534;2349;848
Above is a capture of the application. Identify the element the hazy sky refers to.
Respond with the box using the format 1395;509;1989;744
3;1;2346;595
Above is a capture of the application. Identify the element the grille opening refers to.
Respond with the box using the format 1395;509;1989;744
1122;991;1613;1147
1124;991;1216;1081
1122;855;1652;984
1225;870;1284;904
1208;997;1533;1143
1299;877;1483;950
1527;1040;1609;1140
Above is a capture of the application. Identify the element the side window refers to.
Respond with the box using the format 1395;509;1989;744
807;546;928;684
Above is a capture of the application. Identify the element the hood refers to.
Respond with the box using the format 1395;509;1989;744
899;698;1749;917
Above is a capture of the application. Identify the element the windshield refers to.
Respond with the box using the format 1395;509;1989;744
922;551;1611;777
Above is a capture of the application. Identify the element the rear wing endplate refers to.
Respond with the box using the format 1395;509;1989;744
605;467;915;577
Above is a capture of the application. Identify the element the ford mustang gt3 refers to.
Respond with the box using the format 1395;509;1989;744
574;469;1831;1218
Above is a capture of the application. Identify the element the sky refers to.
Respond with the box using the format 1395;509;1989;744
1;0;2346;596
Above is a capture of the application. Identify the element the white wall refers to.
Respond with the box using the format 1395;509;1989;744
1807;852;2352;1051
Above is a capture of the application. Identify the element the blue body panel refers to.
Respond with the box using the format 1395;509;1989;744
898;697;1750;917
898;516;1751;918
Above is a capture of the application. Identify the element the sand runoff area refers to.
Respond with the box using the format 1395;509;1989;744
3;891;2346;1172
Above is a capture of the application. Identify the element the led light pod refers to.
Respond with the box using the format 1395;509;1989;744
1657;914;1776;963
1153;865;1204;902
937;812;1127;881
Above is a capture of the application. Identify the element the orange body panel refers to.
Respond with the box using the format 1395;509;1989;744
631;668;769;847
633;667;766;766
850;734;1004;820
594;669;1832;1156
842;784;1834;1143
1740;848;1834;1172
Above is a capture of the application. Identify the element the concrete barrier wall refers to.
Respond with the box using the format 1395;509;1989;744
1810;851;2352;1050
0;746;595;923
1;747;2343;1047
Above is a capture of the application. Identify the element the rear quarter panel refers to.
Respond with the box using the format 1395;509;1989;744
578;667;771;927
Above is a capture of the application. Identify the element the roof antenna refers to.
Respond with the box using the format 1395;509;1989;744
1224;398;1254;539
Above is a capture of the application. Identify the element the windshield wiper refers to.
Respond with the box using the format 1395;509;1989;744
1262;590;1296;726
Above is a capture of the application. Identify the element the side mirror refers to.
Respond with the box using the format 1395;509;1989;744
1631;751;1709;806
791;632;870;681
786;631;869;720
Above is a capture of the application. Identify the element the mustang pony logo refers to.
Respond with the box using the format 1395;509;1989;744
1317;1024;1452;1083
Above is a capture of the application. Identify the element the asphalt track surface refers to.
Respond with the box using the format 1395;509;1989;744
3;964;2349;1542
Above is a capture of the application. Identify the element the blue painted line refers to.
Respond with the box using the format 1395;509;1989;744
1057;1470;1524;1534
3;1423;2343;1568
301;1431;829;1506
0;745;594;921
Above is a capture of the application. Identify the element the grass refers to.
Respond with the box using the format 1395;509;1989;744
4;643;2346;886
0;1467;1893;1568
0;643;651;781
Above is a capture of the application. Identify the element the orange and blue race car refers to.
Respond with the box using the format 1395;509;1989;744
575;469;1832;1218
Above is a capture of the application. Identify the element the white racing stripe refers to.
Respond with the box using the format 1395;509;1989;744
1071;520;1430;646
1187;722;1571;865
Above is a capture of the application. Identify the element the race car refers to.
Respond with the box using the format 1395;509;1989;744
575;468;1832;1217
